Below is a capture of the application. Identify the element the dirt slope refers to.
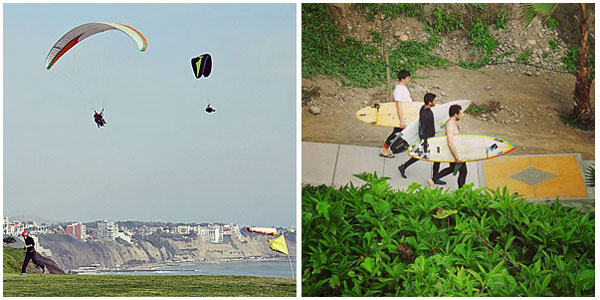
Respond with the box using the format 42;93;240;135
302;66;594;160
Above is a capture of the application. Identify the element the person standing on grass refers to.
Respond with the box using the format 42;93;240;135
21;231;46;275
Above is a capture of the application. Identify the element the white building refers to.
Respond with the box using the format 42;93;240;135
138;225;162;236
115;230;133;244
30;235;53;257
176;225;191;235
197;224;223;243
97;220;118;240
4;218;25;236
223;223;242;240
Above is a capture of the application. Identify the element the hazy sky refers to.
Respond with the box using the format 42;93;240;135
3;3;297;227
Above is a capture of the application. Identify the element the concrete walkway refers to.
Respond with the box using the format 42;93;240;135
302;141;594;211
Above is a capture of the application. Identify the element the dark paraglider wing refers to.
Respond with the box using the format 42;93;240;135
191;54;212;79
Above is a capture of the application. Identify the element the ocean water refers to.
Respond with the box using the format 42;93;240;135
90;261;296;279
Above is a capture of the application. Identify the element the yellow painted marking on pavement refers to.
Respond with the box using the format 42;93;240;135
482;155;587;199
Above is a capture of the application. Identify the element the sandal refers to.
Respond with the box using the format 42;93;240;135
379;152;395;158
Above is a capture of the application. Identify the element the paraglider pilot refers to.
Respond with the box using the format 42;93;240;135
205;104;216;113
21;231;46;275
94;108;107;128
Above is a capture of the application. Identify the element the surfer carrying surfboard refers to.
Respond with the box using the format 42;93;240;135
397;93;442;183
380;70;412;158
427;104;468;189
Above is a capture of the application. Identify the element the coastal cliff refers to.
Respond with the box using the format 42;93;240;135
39;231;296;271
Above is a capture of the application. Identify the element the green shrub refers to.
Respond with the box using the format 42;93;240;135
302;4;449;88
564;44;595;80
4;247;24;273
426;4;465;35
585;164;594;187
369;30;383;44
302;173;595;296
469;19;499;54
546;17;559;30
389;36;450;76
493;11;507;30
517;50;533;63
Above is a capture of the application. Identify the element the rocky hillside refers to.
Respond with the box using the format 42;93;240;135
38;232;296;271
322;3;594;72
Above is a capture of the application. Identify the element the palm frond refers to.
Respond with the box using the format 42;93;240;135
520;3;559;26
585;164;594;187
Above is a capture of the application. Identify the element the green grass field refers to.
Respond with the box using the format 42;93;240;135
3;274;296;297
4;247;295;296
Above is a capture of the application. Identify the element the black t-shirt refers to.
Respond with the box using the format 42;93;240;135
24;236;35;252
418;106;435;139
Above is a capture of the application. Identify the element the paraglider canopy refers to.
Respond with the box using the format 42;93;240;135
191;54;212;79
45;22;147;70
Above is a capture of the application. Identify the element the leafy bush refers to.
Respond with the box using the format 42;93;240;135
546;17;559;30
517;50;533;63
426;4;465;35
302;4;385;88
585;164;594;187
493;11;508;30
302;4;449;88
469;19;499;54
4;247;25;273
302;173;595;296
389;37;450;76
564;44;595;80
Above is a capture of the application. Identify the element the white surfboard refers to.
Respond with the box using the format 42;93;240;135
408;134;516;162
398;99;472;146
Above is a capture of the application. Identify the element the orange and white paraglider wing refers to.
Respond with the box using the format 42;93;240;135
247;227;277;236
45;22;147;70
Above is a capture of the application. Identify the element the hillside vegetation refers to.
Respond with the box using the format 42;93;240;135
4;247;23;274
302;3;594;89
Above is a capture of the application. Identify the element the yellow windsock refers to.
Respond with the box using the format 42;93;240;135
268;234;289;255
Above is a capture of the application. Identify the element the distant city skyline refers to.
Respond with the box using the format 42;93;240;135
4;3;296;227
6;214;295;228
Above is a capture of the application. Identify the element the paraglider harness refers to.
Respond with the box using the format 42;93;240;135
205;104;216;113
94;109;107;128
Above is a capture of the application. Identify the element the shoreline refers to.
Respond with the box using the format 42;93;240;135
71;259;297;279
125;257;296;271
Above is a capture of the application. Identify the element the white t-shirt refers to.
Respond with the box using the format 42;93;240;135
393;84;412;103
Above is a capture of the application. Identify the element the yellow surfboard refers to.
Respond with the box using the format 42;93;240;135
356;102;420;127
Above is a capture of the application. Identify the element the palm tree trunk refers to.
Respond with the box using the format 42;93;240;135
573;3;592;129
